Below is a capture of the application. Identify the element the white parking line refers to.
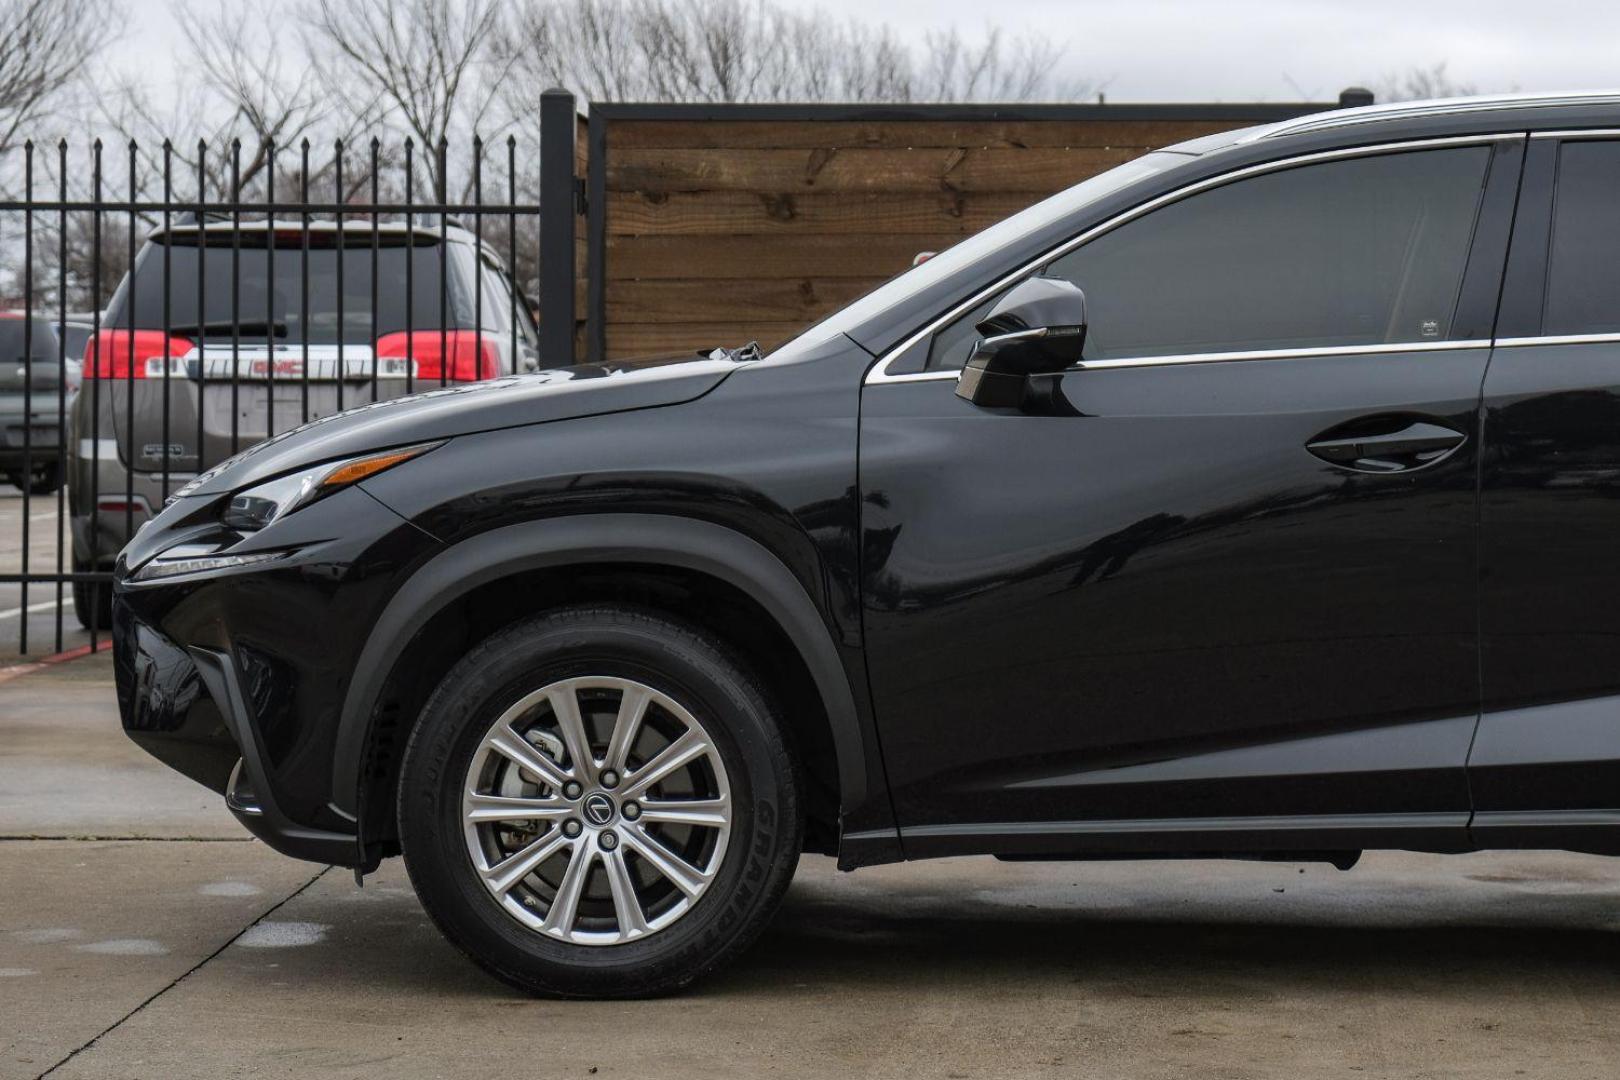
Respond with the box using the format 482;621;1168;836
0;599;64;621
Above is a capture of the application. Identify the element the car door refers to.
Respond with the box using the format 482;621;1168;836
859;137;1522;857
1472;134;1620;851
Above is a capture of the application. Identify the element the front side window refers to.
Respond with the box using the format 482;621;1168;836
926;146;1490;370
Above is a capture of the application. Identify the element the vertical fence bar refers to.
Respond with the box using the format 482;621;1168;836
265;141;276;439
335;141;345;413
88;140;103;649
404;139;415;395
54;140;68;651
194;140;207;476
19;142;33;655
123;142;135;595
506;135;518;366
300;140;310;425
161;142;173;502
229;140;241;454
539;88;577;367
473;134;484;377
369;138;380;396
437;137;447;388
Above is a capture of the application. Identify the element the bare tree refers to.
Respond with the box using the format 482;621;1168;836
300;0;517;199
497;0;1088;106
0;0;121;156
1371;62;1478;103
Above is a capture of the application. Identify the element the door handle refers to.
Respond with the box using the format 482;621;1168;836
1306;417;1467;473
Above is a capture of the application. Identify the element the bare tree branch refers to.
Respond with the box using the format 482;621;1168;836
0;0;121;155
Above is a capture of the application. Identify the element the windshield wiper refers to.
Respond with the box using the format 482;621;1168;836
704;341;762;363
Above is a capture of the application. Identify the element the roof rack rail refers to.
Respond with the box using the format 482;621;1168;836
1244;90;1620;143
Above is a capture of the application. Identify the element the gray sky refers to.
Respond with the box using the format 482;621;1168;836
123;0;1618;103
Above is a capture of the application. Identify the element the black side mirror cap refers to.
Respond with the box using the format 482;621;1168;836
956;278;1087;407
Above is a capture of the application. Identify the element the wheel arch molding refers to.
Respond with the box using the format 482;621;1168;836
332;512;883;865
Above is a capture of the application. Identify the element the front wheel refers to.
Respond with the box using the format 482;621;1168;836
398;605;803;998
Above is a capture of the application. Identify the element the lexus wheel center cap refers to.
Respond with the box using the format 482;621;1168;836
583;792;616;826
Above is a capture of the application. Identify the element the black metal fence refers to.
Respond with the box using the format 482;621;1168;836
0;90;584;657
0;87;1353;657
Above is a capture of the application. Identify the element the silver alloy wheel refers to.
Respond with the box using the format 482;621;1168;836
462;676;733;946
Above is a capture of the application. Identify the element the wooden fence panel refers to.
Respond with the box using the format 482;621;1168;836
589;103;1337;360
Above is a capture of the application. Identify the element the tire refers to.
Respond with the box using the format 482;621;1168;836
398;605;803;998
26;461;62;495
72;560;111;631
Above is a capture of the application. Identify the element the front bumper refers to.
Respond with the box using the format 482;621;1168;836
111;482;441;868
113;596;361;865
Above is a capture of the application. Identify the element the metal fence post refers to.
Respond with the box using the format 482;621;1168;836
539;88;578;367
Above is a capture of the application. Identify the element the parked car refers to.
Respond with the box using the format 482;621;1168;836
113;91;1620;997
0;313;75;493
70;217;539;628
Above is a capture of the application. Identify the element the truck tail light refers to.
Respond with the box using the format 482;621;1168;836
374;331;498;383
83;330;194;379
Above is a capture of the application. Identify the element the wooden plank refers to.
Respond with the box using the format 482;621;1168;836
605;189;1041;237
606;321;807;358
606;118;1243;150
605;147;1141;194
604;277;885;323
605;234;945;279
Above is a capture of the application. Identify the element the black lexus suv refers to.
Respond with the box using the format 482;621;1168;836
115;92;1620;997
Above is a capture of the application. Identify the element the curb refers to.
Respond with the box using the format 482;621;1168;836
0;639;113;686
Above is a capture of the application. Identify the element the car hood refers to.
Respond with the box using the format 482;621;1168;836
174;354;742;498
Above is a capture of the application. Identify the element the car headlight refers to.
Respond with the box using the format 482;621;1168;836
220;442;441;532
133;548;290;582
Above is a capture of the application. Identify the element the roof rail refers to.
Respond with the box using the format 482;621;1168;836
1243;90;1620;143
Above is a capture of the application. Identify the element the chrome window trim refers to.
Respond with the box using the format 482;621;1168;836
1529;128;1620;139
1497;332;1620;348
867;340;1494;385
865;133;1522;387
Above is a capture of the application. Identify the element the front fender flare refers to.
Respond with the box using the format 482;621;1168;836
331;513;881;854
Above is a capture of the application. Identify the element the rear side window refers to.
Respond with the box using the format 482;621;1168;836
926;146;1490;369
1544;140;1620;336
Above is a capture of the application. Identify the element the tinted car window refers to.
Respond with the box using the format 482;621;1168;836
1544;140;1620;336
111;236;473;344
0;317;60;361
926;147;1489;369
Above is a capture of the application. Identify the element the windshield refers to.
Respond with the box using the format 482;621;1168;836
784;151;1187;352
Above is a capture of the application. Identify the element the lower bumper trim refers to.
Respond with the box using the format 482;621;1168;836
191;647;359;867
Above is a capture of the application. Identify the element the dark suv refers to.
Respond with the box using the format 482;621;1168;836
114;92;1620;997
70;218;539;627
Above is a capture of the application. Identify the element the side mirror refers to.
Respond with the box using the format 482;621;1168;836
955;277;1087;408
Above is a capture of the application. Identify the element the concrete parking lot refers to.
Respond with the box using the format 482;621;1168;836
5;653;1620;1078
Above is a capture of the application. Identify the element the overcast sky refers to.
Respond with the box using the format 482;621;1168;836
123;0;1618;103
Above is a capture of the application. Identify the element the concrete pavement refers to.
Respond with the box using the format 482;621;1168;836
5;654;1620;1079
